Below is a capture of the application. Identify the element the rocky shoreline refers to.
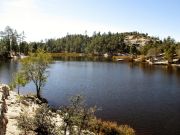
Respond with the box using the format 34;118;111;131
0;84;9;135
0;84;42;135
0;84;135;135
0;84;94;135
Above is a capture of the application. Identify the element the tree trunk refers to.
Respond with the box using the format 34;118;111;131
18;85;20;95
36;85;41;99
64;125;67;135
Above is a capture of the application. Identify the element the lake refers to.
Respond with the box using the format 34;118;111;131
0;58;180;135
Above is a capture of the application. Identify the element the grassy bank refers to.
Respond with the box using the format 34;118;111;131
49;52;134;62
49;52;92;58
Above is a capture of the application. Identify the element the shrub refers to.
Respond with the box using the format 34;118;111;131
33;104;58;135
89;119;135;135
17;109;34;135
17;96;135;135
59;95;97;135
17;104;59;135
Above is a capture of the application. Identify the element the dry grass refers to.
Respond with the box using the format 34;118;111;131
90;119;135;135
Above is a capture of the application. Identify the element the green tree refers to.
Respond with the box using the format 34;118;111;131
19;41;29;55
11;71;28;95
147;47;159;57
165;46;175;62
175;47;180;58
0;26;20;53
176;49;180;58
21;49;52;99
130;45;138;55
0;39;7;54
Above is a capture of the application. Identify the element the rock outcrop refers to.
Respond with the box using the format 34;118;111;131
0;84;39;135
0;84;96;135
0;84;10;135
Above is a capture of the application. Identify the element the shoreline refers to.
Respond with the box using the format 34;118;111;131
0;84;53;135
0;84;135;135
0;84;40;135
50;53;180;67
1;52;180;67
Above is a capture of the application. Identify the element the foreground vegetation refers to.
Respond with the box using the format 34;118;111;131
17;95;135;135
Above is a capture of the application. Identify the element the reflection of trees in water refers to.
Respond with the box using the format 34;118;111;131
128;62;157;75
128;62;180;78
156;65;180;78
56;56;111;62
0;59;19;83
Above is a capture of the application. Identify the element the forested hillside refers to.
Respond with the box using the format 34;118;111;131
1;26;180;58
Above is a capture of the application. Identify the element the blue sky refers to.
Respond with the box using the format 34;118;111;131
0;0;179;41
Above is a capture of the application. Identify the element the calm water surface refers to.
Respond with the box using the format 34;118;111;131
0;59;180;135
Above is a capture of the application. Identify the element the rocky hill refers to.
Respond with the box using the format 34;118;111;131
123;32;160;47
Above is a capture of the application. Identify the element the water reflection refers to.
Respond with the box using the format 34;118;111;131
53;56;112;62
0;59;19;84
